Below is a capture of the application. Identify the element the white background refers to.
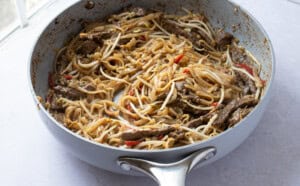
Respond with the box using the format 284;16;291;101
1;0;300;185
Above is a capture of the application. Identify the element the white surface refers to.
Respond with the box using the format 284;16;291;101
0;0;300;185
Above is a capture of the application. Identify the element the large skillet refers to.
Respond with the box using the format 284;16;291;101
28;0;275;185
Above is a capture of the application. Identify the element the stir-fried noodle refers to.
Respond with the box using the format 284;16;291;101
42;8;265;150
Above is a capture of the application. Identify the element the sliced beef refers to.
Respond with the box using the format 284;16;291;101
212;95;257;129
85;84;96;91
186;95;257;129
80;23;115;41
213;99;238;128
162;119;178;125
156;92;167;101
119;38;131;45
190;96;204;105
169;130;185;142
76;40;98;55
230;45;251;64
161;19;193;39
235;71;256;94
46;91;64;111
121;126;175;141
161;19;215;48
80;30;113;43
173;98;207;115
52;112;65;124
228;107;253;128
178;91;209;115
99;31;115;40
191;27;214;46
53;85;84;100
236;95;258;108
235;70;248;94
52;74;68;86
186;113;213;128
215;30;233;50
181;94;205;106
50;99;64;111
169;86;208;115
161;19;201;48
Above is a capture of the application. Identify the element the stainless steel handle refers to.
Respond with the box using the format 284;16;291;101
118;147;216;186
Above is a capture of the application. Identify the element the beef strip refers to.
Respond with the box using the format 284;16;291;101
172;98;207;115
85;25;118;42
212;99;238;128
52;112;64;124
191;28;215;47
76;40;98;55
230;44;257;94
179;90;209;115
215;30;233;50
235;70;248;94
213;95;257;129
121;126;175;141
227;107;253;128
85;84;96;91
156;92;167;102
50;97;64;111
169;130;185;142
166;85;208;115
89;31;113;41
161;19;193;39
181;94;205;107
161;19;216;48
53;74;68;86
235;71;256;94
160;19;202;48
53;85;84;100
230;45;251;64
119;38;131;45
236;95;258;108
186;113;213;128
186;95;257;129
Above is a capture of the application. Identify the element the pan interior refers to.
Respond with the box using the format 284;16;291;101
29;0;274;155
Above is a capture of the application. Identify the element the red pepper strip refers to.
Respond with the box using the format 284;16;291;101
183;69;190;74
48;72;54;88
138;84;143;91
64;74;73;80
125;140;141;147
211;102;218;107
260;78;266;86
235;63;253;75
157;135;164;140
126;103;133;112
140;35;146;41
128;89;135;96
174;54;184;64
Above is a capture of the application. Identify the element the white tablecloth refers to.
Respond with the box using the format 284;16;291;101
1;0;299;185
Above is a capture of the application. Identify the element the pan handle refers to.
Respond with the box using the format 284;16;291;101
117;147;216;186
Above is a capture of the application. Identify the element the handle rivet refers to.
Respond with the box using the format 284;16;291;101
120;162;131;171
205;152;215;160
